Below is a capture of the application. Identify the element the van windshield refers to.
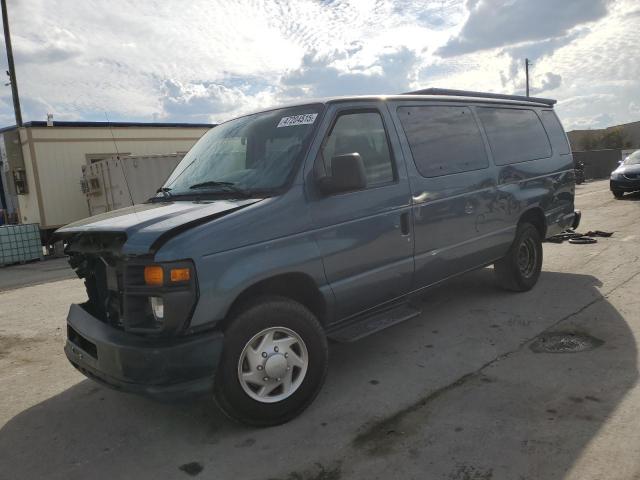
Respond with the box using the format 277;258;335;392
160;105;323;199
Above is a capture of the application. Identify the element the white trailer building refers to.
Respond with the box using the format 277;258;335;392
0;121;213;240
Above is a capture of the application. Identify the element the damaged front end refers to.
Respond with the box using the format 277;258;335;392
67;232;128;330
65;231;198;336
60;230;221;397
54;197;264;396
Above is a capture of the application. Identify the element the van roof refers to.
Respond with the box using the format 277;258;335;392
274;89;556;111
401;88;556;106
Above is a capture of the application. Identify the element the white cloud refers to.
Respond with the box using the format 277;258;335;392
437;0;611;57
0;0;636;132
281;46;419;97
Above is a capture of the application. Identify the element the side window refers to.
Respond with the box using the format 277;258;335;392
321;111;394;187
397;105;488;177
477;107;552;165
541;110;570;155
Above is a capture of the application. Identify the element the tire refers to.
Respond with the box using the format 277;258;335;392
213;296;328;427
612;190;624;199
494;223;543;292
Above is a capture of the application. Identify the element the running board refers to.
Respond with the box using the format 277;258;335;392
327;304;422;342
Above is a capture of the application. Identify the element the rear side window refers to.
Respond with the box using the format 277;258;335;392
397;105;488;177
477;108;551;165
540;110;570;155
321;111;394;187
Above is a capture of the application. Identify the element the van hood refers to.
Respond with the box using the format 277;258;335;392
615;164;640;175
56;198;263;255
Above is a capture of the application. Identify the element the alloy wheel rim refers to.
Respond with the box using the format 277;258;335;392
237;326;308;403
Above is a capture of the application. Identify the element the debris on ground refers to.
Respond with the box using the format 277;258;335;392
545;229;614;245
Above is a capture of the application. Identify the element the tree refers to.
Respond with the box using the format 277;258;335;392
599;127;632;149
579;131;600;151
579;127;632;151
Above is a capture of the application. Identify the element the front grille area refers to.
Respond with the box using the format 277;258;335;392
78;258;164;333
624;173;640;180
80;258;124;328
68;244;197;336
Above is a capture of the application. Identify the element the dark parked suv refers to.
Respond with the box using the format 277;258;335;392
57;89;580;426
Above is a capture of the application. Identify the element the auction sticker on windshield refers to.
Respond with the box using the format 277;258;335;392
277;113;318;128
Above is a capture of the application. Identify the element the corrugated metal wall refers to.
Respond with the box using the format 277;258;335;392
572;149;622;179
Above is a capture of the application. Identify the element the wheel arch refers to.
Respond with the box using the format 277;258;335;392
519;207;547;239
221;272;329;330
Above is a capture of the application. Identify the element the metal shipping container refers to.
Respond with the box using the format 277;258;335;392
82;153;184;215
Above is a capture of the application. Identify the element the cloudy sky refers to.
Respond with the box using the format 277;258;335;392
0;0;638;131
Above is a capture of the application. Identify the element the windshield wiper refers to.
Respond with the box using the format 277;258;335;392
188;181;252;197
156;186;173;200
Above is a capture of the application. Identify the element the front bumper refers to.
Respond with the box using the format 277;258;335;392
547;209;581;237
610;178;640;192
65;303;224;399
570;210;581;230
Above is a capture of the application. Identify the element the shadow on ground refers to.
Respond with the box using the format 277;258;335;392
0;268;636;480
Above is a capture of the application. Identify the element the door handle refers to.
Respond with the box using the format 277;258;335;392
412;192;429;204
400;212;410;235
464;202;474;214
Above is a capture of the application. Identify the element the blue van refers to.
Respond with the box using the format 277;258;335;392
57;89;580;426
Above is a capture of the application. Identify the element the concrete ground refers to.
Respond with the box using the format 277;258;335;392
0;257;75;291
1;179;639;480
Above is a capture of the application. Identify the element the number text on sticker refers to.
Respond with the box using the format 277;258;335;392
277;113;318;128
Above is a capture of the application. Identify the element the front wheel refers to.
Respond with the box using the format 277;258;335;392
213;296;328;426
494;223;543;292
612;190;624;199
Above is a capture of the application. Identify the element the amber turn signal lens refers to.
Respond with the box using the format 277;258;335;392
144;266;164;286
170;268;191;282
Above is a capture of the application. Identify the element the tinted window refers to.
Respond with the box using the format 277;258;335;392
397;106;488;178
541;110;570;154
321;112;394;187
477;108;551;165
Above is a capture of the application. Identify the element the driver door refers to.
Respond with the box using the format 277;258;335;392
307;103;414;322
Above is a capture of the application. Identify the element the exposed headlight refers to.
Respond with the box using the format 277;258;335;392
150;296;164;321
611;172;622;180
124;260;198;335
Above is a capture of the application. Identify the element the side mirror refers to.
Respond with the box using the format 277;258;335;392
317;153;367;194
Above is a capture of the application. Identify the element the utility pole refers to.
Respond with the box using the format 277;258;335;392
1;0;22;126
525;58;531;97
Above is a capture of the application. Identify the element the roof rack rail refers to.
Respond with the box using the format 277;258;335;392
402;88;557;106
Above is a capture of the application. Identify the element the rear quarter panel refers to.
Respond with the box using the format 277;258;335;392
480;106;575;239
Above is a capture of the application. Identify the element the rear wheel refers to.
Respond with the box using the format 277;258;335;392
612;190;624;199
213;296;328;426
494;223;543;292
